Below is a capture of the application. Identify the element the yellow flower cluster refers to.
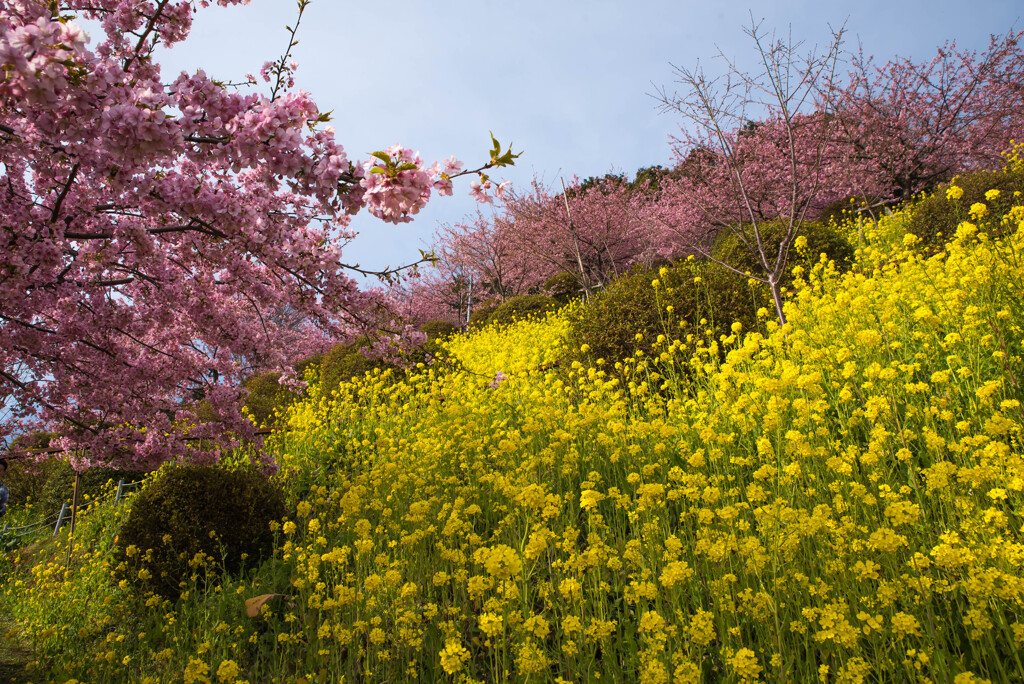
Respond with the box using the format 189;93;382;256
6;165;1024;682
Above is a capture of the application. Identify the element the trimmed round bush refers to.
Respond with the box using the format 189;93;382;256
419;320;458;341
906;166;1024;248
467;299;500;329
543;272;581;304
569;259;771;366
487;294;560;327
115;465;285;599
710;219;856;287
319;339;395;397
243;372;300;428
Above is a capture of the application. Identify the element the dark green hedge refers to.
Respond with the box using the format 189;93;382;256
115;465;285;599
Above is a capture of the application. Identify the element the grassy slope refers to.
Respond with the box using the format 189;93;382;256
2;170;1024;682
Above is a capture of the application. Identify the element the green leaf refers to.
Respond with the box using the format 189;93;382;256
370;151;393;164
369;167;386;174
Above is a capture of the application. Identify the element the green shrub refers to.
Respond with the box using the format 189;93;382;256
241;353;325;428
569;259;771;366
419;320;458;341
294;353;324;382
817;195;887;228
906;166;1024;248
5;434;143;514
412;320;460;367
243;372;300;428
543;272;581;304
487;295;560;327
114;465;285;599
467;299;500;329
710;219;856;287
319;339;395;397
4;432;59;508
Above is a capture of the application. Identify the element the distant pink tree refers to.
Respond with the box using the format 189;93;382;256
823;30;1024;200
392;261;475;328
646;111;877;251
0;0;516;467
499;176;668;299
434;211;539;302
654;21;857;326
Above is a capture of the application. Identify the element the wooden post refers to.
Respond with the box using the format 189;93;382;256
115;479;125;505
65;470;81;568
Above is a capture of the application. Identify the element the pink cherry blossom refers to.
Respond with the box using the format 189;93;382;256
0;0;513;468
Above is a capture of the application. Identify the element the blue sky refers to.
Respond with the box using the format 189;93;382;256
154;0;1022;284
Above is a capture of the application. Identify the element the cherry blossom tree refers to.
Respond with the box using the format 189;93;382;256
436;211;540;302
0;0;516;467
823;30;1024;200
654;20;855;326
498;176;667;299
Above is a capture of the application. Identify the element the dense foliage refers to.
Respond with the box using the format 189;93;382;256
318;340;396;399
114;465;286;599
242;373;301;429
709;219;857;287
568;259;770;367
907;164;1024;247
487;295;562;328
6;164;1024;680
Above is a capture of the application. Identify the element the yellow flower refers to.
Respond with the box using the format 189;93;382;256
638;610;666;633
660;560;693;588
946;185;964;200
580;489;605;511
478;612;504;637
184;658;211;684
438;639;469;674
891;612;922;638
475;544;522;580
729;648;762;682
688;609;716;647
216;659;240;683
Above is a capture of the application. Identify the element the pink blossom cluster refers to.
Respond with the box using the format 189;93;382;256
360;149;482;224
394;175;673;325
0;0;510;468
469;177;511;204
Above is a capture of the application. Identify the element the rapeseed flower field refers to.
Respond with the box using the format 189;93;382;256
4;162;1024;682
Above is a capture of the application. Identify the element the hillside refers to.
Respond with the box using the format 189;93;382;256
3;164;1024;682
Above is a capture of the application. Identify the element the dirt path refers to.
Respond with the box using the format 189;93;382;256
0;615;29;684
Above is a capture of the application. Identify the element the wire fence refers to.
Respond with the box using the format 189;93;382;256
0;478;145;544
